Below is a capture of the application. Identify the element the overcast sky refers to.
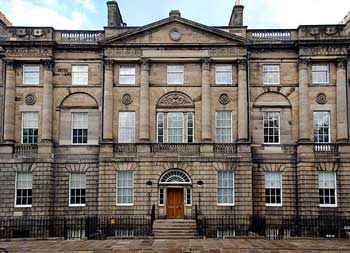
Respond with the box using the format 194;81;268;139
1;0;349;30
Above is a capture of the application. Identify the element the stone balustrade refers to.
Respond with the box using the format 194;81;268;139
114;144;137;153
313;143;339;155
150;144;200;154
57;30;103;42
248;29;296;41
213;144;237;154
14;144;38;158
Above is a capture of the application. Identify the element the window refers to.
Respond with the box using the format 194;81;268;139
119;65;136;85
217;171;234;205
312;64;329;84
263;112;280;144
167;112;184;143
319;172;337;207
117;171;133;205
69;174;86;207
187;112;194;143
185;188;192;206
15;173;32;207
263;65;280;85
22;112;38;144
159;188;164;206
23;65;40;85
265;172;282;206
167;65;184;84
72;65;88;85
118;112;135;143
313;112;330;143
72;112;88;144
157;113;164;143
216;112;232;143
216;65;232;85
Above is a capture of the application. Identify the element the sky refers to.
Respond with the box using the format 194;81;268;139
0;0;349;30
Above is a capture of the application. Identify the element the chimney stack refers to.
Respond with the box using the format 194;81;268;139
229;1;244;26
107;0;124;27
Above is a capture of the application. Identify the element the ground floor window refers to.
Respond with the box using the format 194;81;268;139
265;172;282;207
69;173;86;207
117;171;134;205
15;172;32;207
319;171;337;207
217;171;234;205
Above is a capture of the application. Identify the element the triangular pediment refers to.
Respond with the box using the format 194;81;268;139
100;16;246;45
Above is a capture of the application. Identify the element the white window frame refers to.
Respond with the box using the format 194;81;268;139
185;188;192;206
215;64;232;85
118;112;136;143
263;64;280;85
69;173;86;207
217;171;235;206
167;65;184;85
263;112;280;145
15;172;33;208
72;65;89;85
265;172;283;207
215;111;232;143
313;111;331;144
157;112;164;143
23;65;40;85
119;65;136;85
312;64;329;84
159;188;165;206
21;112;39;145
187;112;194;143
116;171;134;206
319;172;337;208
71;112;89;145
167;112;184;143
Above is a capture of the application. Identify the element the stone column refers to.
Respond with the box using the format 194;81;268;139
3;59;16;143
42;60;54;142
237;59;248;141
103;60;114;141
336;58;348;141
201;58;212;142
139;59;150;142
298;58;310;142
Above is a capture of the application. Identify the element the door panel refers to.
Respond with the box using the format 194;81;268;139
166;188;184;218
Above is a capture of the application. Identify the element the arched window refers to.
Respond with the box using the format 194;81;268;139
159;170;192;185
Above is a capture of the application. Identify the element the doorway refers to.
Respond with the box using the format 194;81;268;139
166;188;184;218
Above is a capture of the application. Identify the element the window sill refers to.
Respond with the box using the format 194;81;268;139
320;204;337;208
266;204;283;207
116;204;134;207
69;204;86;207
14;205;32;208
217;204;235;207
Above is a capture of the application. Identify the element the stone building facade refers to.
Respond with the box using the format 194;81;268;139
0;1;349;222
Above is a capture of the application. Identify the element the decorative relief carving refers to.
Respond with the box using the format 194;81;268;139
219;93;230;105
169;28;182;41
42;59;54;71
315;161;339;172
4;59;16;70
105;48;142;57
140;58;150;71
336;58;346;69
65;163;91;173
114;162;138;171
9;28;52;40
299;47;347;56
6;47;52;57
259;163;286;172
213;162;237;171
301;26;343;38
104;59;114;70
298;58;310;69
12;163;36;172
237;59;247;70
316;93;327;105
25;94;36;105
122;94;133;105
285;88;295;98
210;48;246;56
201;58;211;71
157;92;194;108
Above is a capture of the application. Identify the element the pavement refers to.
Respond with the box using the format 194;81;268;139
1;238;350;252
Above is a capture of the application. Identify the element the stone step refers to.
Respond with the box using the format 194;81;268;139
154;235;198;239
153;230;197;234
153;225;197;229
153;219;198;239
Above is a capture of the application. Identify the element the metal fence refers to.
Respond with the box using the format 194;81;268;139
196;214;350;240
0;216;153;240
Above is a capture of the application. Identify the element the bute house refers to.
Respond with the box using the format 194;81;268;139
0;0;350;239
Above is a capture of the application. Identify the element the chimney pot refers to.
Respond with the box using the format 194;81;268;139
169;10;181;17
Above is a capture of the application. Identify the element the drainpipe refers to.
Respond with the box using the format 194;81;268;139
0;47;5;142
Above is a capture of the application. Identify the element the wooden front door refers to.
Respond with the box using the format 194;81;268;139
166;188;184;218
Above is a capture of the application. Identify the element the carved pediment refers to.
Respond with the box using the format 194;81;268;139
100;16;246;45
157;92;194;108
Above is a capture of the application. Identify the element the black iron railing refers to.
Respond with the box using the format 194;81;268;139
0;216;152;240
197;215;350;240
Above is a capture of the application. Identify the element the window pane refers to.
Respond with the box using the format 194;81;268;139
167;113;184;143
119;65;136;85
265;172;282;205
72;65;88;85
312;64;329;84
216;112;232;143
117;171;133;204
319;172;336;206
72;112;88;144
22;112;39;144
217;171;234;205
118;112;135;143
167;65;184;84
157;113;164;143
23;65;40;85
216;65;232;85
263;65;280;84
313;112;330;143
187;112;194;143
16;173;33;206
263;112;280;144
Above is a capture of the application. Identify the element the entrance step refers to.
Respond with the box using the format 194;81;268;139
153;219;198;239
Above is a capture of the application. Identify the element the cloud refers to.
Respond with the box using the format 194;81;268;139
5;0;88;29
75;0;96;13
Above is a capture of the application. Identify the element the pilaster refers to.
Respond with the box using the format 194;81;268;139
336;58;348;142
3;59;16;143
237;59;248;142
139;59;150;142
103;59;114;142
298;58;310;142
41;59;54;144
201;58;212;142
